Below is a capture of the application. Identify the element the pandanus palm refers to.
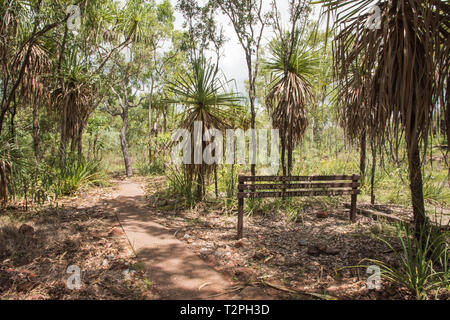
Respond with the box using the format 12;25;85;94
318;0;450;236
165;57;244;200
265;30;319;175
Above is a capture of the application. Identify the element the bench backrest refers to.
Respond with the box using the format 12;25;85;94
237;175;361;199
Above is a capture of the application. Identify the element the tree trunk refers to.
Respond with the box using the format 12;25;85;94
148;81;154;163
32;103;40;163
163;108;167;133
405;102;428;239
250;98;256;176
214;166;218;199
10;100;17;138
445;99;449;151
370;140;376;205
287;144;293;176
360;132;366;184
196;170;203;201
407;136;428;237
120;109;133;177
281;137;286;176
0;161;8;206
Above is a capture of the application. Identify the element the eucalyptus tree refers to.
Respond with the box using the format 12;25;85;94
144;0;175;163
177;0;226;69
165;57;244;200
215;0;270;176
101;0;171;177
318;0;450;236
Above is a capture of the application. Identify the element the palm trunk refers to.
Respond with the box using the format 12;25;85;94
405;104;428;238
120;109;133;177
360;132;366;184
370;140;376;205
281;138;286;176
196;170;203;200
32;103;40;163
214;166;218;199
407;137;428;237
287;145;293;176
0;161;8;206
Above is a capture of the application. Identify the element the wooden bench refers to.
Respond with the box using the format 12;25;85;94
236;174;361;239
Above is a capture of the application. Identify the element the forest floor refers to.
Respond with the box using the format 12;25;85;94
144;176;449;300
0;182;150;299
0;176;448;300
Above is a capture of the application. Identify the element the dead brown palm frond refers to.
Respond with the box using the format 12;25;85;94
49;48;99;155
13;42;51;103
268;72;313;144
51;80;98;154
328;0;449;153
264;28;319;175
319;0;450;236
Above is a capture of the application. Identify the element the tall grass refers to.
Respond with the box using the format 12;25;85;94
166;166;195;207
136;159;165;176
364;225;449;299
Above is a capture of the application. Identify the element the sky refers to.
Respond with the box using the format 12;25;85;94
168;0;323;96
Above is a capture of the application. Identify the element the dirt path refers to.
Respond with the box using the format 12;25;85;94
110;180;240;299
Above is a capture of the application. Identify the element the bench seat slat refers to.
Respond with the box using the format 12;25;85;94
239;182;360;190
239;175;360;182
237;189;360;199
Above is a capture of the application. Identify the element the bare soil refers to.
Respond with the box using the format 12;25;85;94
0;182;151;300
144;176;449;300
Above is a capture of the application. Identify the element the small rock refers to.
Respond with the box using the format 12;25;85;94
106;254;115;260
298;239;308;246
235;238;249;248
122;269;136;280
18;224;34;236
200;248;212;255
316;211;329;219
183;234;190;240
108;227;124;237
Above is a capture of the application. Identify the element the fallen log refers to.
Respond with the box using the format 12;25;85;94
344;203;449;231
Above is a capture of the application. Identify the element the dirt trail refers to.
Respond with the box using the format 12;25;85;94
110;180;239;299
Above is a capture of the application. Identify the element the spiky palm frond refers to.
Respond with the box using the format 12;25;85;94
165;57;244;197
166;56;244;133
265;30;319;145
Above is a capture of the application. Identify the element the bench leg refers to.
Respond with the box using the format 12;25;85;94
350;193;357;222
237;198;244;239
